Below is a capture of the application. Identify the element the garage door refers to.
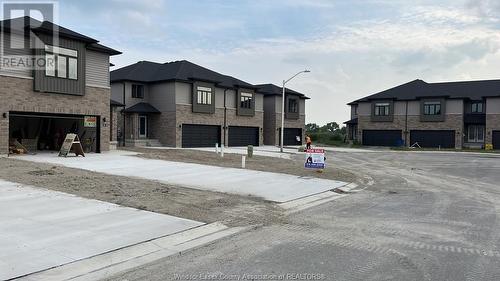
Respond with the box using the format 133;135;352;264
362;130;402;147
493;131;500;150
9;112;100;153
182;124;221;148
410;130;455;148
228;126;259;147
281;128;303;146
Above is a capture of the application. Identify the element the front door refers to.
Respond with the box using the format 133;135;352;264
139;115;147;138
467;125;485;143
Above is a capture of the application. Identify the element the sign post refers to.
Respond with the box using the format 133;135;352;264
305;148;325;170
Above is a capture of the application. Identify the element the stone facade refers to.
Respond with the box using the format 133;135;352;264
357;114;464;149
0;76;110;154
486;114;500;145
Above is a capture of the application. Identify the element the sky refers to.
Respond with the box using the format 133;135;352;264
14;0;500;125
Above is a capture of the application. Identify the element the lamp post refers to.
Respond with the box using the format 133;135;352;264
281;70;310;152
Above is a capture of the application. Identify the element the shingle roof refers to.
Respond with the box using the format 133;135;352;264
349;79;500;104
0;16;120;55
343;118;358;125
255;83;310;99
110;99;125;107
111;60;256;89
123;102;160;113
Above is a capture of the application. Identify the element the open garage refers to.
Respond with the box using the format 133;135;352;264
9;112;100;154
410;130;455;148
362;130;402;147
182;124;221;148
228;126;259;147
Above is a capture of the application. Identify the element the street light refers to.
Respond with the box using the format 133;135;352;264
281;69;310;153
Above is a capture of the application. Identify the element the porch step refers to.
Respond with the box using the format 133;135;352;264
125;139;163;147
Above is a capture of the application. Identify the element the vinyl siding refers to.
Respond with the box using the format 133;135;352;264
0;32;32;78
86;50;110;88
149;82;175;112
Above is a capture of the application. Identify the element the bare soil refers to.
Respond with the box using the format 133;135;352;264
0;157;285;227
127;148;356;183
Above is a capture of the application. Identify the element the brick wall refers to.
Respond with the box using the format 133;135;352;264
357;114;464;148
176;105;225;147
149;111;176;146
0;76;110;154
486;114;500;145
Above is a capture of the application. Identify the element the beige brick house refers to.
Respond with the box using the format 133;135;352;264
0;17;120;155
345;79;500;150
111;60;265;148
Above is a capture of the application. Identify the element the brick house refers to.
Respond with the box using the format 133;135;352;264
0;17;120;155
110;60;265;148
345;79;500;149
256;84;309;146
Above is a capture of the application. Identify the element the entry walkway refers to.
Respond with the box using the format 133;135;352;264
21;151;347;203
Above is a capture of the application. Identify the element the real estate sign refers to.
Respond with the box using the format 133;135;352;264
84;116;97;128
305;148;325;169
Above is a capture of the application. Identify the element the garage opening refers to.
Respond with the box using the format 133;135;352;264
280;128;303;146
362;130;402;147
182;124;221;148
228;126;259;147
9;112;100;153
492;131;500;150
410;130;455;149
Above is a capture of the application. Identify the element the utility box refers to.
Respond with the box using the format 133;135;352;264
247;145;254;158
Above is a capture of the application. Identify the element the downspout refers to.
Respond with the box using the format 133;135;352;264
223;88;228;146
122;82;126;147
405;100;409;146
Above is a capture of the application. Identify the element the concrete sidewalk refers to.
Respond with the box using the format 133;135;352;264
0;179;203;280
20;151;347;203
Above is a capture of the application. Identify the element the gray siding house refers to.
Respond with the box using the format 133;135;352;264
0;17;120;155
257;84;309;146
345;79;500;150
111;60;265;148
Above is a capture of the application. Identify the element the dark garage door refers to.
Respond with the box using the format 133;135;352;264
362;130;402;147
410;130;455;148
182;124;221;148
493;131;500;150
281;128;303;146
228;126;259;147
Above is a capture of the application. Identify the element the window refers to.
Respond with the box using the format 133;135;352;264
423;101;441;115
132;84;144;98
240;92;253;109
44;45;78;80
288;99;298;113
196;86;212;105
354;105;358;115
374;103;390;116
471;102;483;113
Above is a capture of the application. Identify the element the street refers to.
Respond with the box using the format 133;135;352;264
108;150;500;281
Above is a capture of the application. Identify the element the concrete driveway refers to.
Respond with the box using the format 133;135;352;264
0;179;203;280
20;151;347;203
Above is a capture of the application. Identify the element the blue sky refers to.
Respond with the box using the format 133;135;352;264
18;0;500;124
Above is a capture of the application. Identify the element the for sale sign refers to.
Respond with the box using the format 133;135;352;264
84;116;97;128
305;148;325;169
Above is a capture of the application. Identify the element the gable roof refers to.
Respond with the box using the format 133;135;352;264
111;60;256;89
0;16;121;55
123;102;160;114
349;78;500;105
255;83;309;99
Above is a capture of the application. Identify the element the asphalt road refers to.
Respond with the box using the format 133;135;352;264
108;150;500;281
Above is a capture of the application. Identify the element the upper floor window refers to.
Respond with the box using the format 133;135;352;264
197;86;212;105
471;102;483;113
45;45;78;80
240;92;253;109
353;105;358;115
132;84;144;98
374;103;390;116
288;99;298;113
423;101;441;115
